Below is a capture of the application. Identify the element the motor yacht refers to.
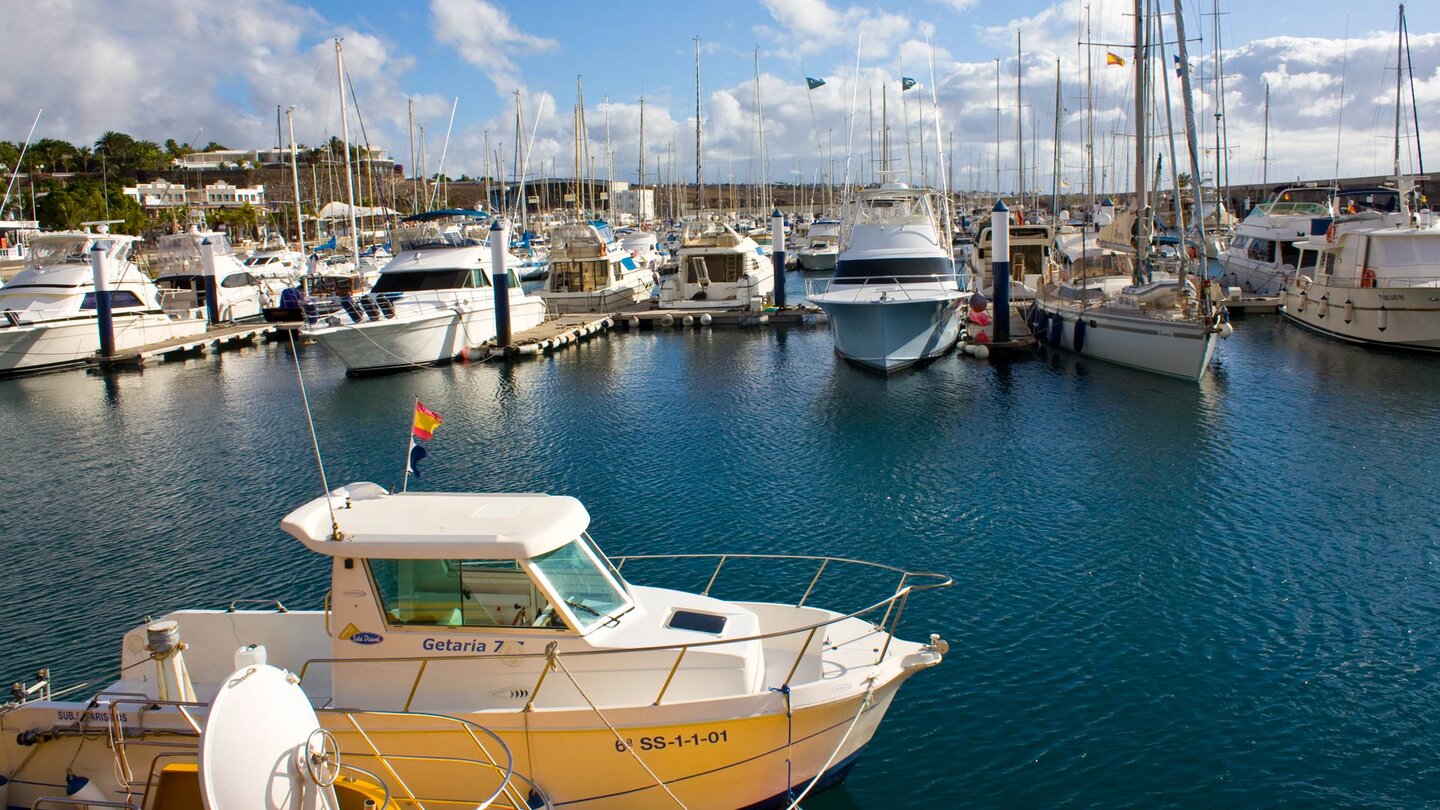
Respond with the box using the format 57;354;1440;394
796;219;841;271
1216;185;1333;296
153;228;270;322
660;221;774;310
0;227;207;374
542;221;655;313
808;183;967;373
0;481;950;809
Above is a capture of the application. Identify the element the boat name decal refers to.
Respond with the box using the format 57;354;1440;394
422;638;516;653
57;709;129;723
339;623;384;645
616;729;730;753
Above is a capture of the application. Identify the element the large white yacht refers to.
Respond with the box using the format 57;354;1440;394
660;221;774;310
0;481;950;809
541;220;655;313
795;218;841;271
808;183;966;373
1216;185;1333;295
304;212;545;373
153;228;270;322
0;228;208;374
1281;183;1440;351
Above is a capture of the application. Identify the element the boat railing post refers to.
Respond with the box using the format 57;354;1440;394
652;647;688;705
876;589;910;664
771;209;787;309
796;559;830;608
701;555;728;597
523;642;559;712
89;242;116;359
991;200;1011;342
782;627;819;688
402;659;429;712
490;218;513;349
199;236;222;325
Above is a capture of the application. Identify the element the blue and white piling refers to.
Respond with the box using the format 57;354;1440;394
88;242;115;358
490;218;512;349
990;200;1011;344
771;209;787;310
199;237;221;325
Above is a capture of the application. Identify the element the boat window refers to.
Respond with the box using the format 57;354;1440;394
80;291;145;309
28;237;93;267
832;256;954;284
1246;239;1276;264
1372;236;1440;269
1322;253;1338;276
687;254;745;284
1279;243;1315;269
550;259;611;292
371;268;478;294
220;273;254;289
367;558;564;629
528;540;631;631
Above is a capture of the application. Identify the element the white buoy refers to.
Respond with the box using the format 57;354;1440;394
1218;322;1234;339
661;313;674;327
683;315;694;326
700;313;712;326
759;314;770;326
520;343;539;355
629;316;640;329
973;344;990;359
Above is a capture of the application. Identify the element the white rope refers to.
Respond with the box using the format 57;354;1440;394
783;681;876;810
550;654;687;809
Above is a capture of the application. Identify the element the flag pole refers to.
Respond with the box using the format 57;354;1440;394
402;396;417;493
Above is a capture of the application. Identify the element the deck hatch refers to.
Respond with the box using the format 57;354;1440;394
666;610;727;634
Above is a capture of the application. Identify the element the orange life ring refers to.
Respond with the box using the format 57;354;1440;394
1361;268;1376;288
1187;244;1198;259
1326;222;1337;243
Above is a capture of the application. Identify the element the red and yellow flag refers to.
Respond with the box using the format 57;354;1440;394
1106;52;1126;67
412;402;442;441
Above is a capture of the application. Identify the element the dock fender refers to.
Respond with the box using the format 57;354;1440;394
1048;314;1063;346
1343;300;1354;324
1072;317;1087;353
1378;305;1388;332
1317;294;1329;319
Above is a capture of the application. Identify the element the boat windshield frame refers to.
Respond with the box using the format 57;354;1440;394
524;535;634;632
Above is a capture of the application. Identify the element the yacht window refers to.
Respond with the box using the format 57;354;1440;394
528;540;631;630
1246;239;1276;264
220;273;254;289
1323;253;1338;276
687;254;744;284
80;291;144;309
371;268;477;294
367;558;562;629
550;259;610;292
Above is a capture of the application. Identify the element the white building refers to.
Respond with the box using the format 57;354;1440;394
172;147;393;172
124;180;266;210
612;186;655;221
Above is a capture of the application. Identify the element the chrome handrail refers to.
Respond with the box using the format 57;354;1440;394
806;273;962;301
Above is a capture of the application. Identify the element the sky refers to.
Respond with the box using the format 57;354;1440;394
2;0;1438;196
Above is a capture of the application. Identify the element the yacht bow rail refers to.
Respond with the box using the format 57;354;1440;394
297;553;951;712
806;274;962;301
1306;274;1440;290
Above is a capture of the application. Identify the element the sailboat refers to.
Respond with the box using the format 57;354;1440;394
1030;0;1231;381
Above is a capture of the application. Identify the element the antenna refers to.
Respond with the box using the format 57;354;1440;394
286;331;339;539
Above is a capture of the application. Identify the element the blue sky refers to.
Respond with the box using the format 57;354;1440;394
2;0;1437;192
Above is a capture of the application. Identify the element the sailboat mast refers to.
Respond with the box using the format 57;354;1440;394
1053;59;1062;219
286;107;306;256
1132;0;1148;255
1085;3;1095;211
638;97;646;191
994;59;1001;195
1393;3;1404;180
604;94;612;214
407;99;417;215
882;84;890;175
1402;4;1423;174
334;38;360;266
1262;82;1269;187
694;36;703;214
1174;0;1210;290
1017;31;1024;206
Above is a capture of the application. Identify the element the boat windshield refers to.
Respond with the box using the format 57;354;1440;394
371;268;488;293
28;237;96;267
528;539;631;630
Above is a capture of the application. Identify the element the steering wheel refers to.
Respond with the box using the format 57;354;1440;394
301;728;341;788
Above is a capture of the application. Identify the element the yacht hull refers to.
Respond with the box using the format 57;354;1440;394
660;266;775;311
1032;299;1220;381
1216;253;1289;296
308;299;545;373
796;250;838;272
541;277;653;314
0;312;208;375
816;295;964;373
1280;283;1440;351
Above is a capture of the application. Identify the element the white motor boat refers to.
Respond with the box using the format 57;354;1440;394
154;228;270;322
809;183;967;373
796;219;841;271
542;221;655;313
1281;186;1440;351
304;213;545;373
660;221;774;310
0;228;208;374
971;218;1056;301
1216;185;1333;296
0;481;950;809
620;229;669;275
242;236;305;280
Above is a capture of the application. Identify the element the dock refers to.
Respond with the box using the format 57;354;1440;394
616;304;826;330
89;322;293;369
477;313;616;359
1225;295;1281;315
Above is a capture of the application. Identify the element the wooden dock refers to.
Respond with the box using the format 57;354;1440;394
477;313;616;359
89;322;294;369
616;303;827;330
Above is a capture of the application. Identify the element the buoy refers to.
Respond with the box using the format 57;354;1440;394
1343;300;1354;324
661;313;674;327
973;344;990;359
1072;318;1088;353
1297;291;1308;313
519;343;539;355
683;314;695;326
629;316;640;329
1378;305;1388;332
759;314;770;326
700;313;712;326
1218;322;1234;339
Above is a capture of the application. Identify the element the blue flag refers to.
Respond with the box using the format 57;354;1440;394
901;77;918;91
806;76;826;90
408;443;428;477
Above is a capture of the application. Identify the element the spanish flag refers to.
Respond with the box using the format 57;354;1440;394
412;402;442;440
1106;52;1126;67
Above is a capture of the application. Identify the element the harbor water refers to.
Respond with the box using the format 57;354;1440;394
1;296;1438;807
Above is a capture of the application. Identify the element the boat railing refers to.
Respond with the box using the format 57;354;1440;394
86;693;549;810
294;553;951;712
806;274;961;300
302;288;488;327
1311;273;1440;290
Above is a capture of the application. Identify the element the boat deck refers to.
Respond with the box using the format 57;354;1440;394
480;313;616;359
89;322;298;368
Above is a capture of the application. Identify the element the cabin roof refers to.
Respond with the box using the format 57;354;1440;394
281;482;590;560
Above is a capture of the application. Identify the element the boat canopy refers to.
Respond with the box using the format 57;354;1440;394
281;482;590;560
402;209;490;223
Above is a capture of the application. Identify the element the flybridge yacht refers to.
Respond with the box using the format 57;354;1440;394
796;218;841;271
541;220;655;313
1281;183;1440;351
242;235;304;279
0;482;950;809
303;210;544;374
1217;185;1334;295
0;229;208;374
808;183;967;373
153;228;270;322
660;220;774;310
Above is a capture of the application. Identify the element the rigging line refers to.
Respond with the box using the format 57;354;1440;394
1332;17;1350;186
286;329;338;537
782;683;875;810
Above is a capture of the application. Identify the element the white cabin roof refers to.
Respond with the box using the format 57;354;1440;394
281;482;590;560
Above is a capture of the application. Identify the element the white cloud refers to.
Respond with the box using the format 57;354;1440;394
428;0;557;94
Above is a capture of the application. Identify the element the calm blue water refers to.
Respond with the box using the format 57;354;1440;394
2;282;1439;807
